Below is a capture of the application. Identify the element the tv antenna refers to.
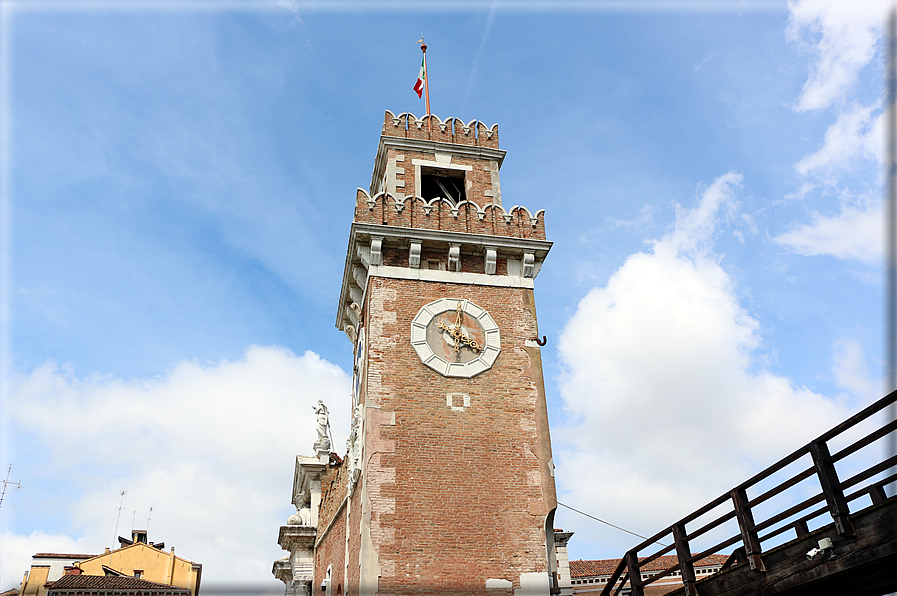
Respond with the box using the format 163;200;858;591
146;507;153;532
112;491;126;547
0;465;23;509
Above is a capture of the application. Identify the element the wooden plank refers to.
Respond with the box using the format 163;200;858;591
748;466;816;509
814;389;897;444
720;547;745;571
754;492;825;535
868;485;887;506
673;523;698;596
829;416;897;462
625;550;644;596
663;496;897;596
809;440;855;537
732;487;766;573
600;557;627;596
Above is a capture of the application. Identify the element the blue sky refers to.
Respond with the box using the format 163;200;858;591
0;0;890;590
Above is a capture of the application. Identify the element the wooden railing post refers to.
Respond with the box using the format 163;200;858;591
732;487;766;572
868;484;888;506
624;550;645;596
810;440;856;537
599;558;626;596
672;523;698;596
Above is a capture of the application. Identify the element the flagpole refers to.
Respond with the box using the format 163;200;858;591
421;41;432;135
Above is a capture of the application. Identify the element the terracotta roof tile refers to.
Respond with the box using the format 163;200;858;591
47;575;191;594
33;554;96;559
570;554;728;578
569;559;619;577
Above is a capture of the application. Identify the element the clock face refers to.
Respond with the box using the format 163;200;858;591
410;298;500;378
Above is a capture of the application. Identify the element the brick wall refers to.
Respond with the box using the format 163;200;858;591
353;190;546;241
353;276;556;594
381;112;498;149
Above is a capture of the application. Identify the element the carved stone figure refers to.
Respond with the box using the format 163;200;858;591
313;400;331;452
346;404;364;494
288;506;312;526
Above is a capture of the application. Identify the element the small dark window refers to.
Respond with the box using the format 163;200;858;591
420;166;466;204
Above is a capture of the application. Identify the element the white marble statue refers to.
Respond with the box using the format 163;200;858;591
313;400;331;452
347;404;364;494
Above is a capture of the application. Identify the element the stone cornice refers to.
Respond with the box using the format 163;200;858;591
335;223;552;331
277;525;316;552
351;223;552;253
291;456;325;510
367;265;535;289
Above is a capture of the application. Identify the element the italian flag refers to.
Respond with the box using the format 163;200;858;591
414;56;426;98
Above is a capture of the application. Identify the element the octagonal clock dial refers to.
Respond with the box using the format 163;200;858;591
410;298;500;378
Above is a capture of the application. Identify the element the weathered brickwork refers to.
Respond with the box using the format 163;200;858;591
318;110;557;596
353;191;546;241
377;149;494;203
381;111;498;149
356;110;545;241
314;462;368;596
317;462;347;537
361;278;555;594
315;506;345;596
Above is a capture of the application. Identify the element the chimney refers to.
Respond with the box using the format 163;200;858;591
105;547;111;555
64;567;82;576
132;530;148;544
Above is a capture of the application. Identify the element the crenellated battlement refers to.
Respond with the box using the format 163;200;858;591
336;110;551;337
382;110;499;148
353;189;545;241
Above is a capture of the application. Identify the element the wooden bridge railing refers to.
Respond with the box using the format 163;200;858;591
599;389;897;596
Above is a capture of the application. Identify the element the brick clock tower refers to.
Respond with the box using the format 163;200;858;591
276;111;558;596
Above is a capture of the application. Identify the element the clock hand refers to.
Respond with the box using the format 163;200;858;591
457;333;480;352
438;316;480;352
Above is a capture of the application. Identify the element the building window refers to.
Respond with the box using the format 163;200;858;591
133;570;142;579
420;167;466;204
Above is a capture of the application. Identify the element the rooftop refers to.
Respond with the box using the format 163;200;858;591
47;575;191;594
570;554;728;578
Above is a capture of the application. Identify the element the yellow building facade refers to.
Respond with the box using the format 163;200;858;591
18;533;201;596
76;543;201;595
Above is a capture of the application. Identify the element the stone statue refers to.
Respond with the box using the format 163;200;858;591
347;404;364;494
288;507;313;526
313;400;331;452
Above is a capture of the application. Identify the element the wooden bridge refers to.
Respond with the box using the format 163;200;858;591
598;390;897;596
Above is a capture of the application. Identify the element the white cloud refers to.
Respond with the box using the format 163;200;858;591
4;346;350;588
608;204;655;229
555;173;852;554
0;532;95;591
787;0;886;112
795;103;881;175
832;338;879;403
782;2;886;265
774;200;881;263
